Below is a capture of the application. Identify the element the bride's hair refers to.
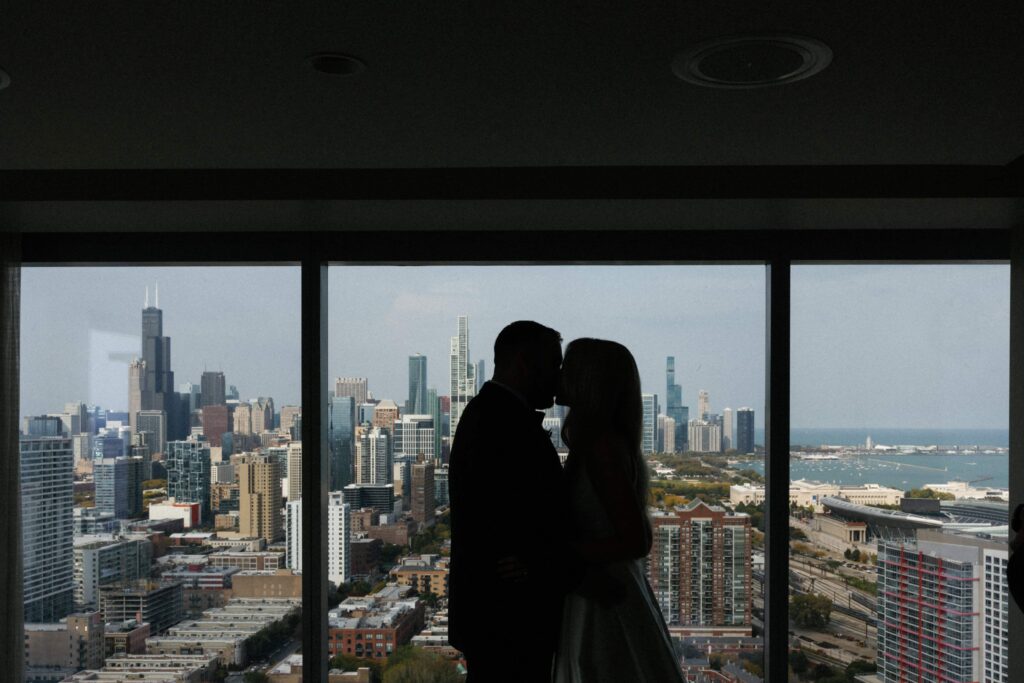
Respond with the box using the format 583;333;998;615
561;338;649;510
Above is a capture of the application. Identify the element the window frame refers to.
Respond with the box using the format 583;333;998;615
7;184;1021;683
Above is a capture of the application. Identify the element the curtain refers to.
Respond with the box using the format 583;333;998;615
0;228;22;682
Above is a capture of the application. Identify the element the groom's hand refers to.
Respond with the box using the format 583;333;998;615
496;555;529;583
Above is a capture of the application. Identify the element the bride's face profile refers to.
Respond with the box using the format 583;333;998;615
555;351;576;406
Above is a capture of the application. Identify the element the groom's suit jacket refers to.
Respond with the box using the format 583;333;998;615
448;381;573;660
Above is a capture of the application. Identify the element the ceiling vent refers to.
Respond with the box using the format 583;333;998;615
673;35;832;89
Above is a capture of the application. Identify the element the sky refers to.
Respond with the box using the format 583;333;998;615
19;264;1010;430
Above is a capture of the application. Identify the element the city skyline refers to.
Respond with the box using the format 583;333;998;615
19;264;1010;430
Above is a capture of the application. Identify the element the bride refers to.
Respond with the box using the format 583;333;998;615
553;338;684;683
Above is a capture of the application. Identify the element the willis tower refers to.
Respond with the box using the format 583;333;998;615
136;285;188;440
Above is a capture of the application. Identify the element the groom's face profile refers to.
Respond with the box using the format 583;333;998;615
524;340;563;410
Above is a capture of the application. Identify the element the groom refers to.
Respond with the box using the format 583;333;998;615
449;321;572;682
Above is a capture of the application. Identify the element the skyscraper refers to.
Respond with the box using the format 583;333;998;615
427;388;442;463
287;441;303;501
411;461;435;527
233;402;252;435
135;409;166;459
327;492;352;588
687;418;722;453
449;315;476;440
648;501;751;629
641;393;658;455
393;414;435;461
237;453;283;543
697;389;709;420
128;358;146;436
335;377;368;406
329;396;355;491
200;371;226;407
22;436;75;622
722;407;734;451
251;397;274;434
665;357;688;453
475;358;486;393
180;381;202;412
94;456;143;519
199;404;230;448
371;399;399;434
165;440;212;522
140;287;175;427
407;354;428;415
355;426;391;485
286;495;351;588
876;529;1008;683
736;407;755;454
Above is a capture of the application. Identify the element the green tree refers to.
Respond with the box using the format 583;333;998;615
791;593;833;629
383;646;461;683
789;649;809;675
243;673;270;683
905;487;955;501
846;659;877;677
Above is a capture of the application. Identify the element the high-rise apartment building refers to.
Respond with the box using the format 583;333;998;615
393;414;435;461
287;441;303;501
286;495;351;588
355;426;392;486
426;388;442;461
286;499;302;570
342;483;395;515
736;407;755;454
23;414;63;437
657;415;675;454
99;580;183;636
237;453;284;543
73;537;152;609
94;456;144;519
648;501;752;629
135;409;166;458
687;419;722;453
722;407;734;451
407;354;428;415
200;370;226;407
641;393;658;455
21;436;75;622
876;529;1008;683
449;315;476;440
665;356;688;453
411;461;435;527
335;377;369;406
165;440;212;523
329;395;356;491
328;492;352;588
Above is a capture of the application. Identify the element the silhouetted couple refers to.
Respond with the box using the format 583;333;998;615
449;321;684;682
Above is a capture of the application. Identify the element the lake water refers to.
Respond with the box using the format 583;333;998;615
741;453;1008;490
754;427;1008;449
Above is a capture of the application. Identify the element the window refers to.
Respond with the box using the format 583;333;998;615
6;224;1017;683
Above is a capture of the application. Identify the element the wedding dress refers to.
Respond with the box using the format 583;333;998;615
553;456;685;683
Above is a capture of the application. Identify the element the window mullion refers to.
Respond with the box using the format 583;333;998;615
765;258;790;681
301;247;328;683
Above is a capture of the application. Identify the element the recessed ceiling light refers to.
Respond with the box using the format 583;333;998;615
0;67;10;91
307;53;365;77
673;34;832;89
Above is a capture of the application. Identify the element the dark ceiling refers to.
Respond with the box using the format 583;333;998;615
2;1;1022;169
2;2;1022;235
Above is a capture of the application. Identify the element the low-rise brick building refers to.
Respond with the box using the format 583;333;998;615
327;586;424;661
